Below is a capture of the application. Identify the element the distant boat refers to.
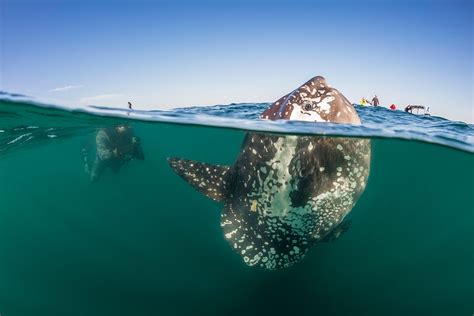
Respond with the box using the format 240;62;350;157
404;105;430;115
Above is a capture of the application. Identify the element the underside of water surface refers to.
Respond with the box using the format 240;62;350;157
0;97;473;315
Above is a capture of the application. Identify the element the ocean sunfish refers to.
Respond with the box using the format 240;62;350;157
168;76;371;269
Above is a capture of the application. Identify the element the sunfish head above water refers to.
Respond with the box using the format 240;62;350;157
168;76;371;270
261;76;360;124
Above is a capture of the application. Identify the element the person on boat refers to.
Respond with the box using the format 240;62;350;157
390;104;397;110
82;125;145;182
404;105;412;113
372;95;380;106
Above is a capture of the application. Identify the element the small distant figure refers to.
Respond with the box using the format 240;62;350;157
372;95;380;106
425;106;431;115
360;97;370;106
128;102;133;110
404;105;413;113
82;125;145;182
390;104;397;110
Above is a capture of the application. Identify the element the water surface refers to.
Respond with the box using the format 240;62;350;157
0;95;473;315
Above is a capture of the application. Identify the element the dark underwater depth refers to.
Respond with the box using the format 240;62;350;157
0;97;473;316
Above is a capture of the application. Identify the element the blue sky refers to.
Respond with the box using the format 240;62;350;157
1;0;472;122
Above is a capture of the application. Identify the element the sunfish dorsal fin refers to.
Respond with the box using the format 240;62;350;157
167;157;230;202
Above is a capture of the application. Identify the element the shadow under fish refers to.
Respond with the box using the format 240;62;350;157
168;76;371;269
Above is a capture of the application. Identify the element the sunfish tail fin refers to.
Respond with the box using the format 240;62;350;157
167;157;231;202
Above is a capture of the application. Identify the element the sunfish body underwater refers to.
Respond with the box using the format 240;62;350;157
168;76;371;269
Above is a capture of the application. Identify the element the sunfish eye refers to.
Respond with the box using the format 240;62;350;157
303;101;313;111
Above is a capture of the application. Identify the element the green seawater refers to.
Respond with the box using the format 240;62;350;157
0;119;473;316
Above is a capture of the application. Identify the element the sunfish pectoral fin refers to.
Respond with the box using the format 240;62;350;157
167;157;230;202
320;219;352;242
